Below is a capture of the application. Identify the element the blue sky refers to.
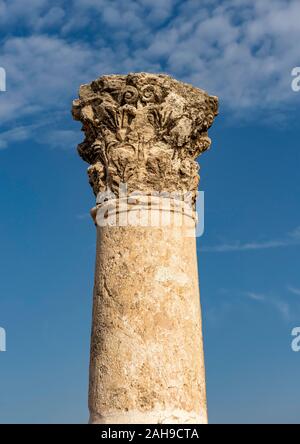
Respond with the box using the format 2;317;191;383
0;0;300;424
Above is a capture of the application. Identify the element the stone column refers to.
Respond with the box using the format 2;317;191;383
72;73;218;424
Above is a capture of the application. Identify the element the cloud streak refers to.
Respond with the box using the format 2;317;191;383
245;291;291;321
288;286;300;296
208;287;297;324
201;226;300;253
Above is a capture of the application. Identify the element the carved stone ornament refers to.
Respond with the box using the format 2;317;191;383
72;73;218;201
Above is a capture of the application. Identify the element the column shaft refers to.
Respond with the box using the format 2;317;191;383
89;206;207;424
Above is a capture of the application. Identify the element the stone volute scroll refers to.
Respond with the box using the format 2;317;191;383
72;73;218;202
73;73;218;424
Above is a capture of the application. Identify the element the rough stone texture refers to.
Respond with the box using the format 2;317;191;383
72;72;218;204
89;210;207;424
72;73;218;424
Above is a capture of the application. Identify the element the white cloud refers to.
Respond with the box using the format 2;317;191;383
0;0;49;29
35;6;65;31
145;0;300;109
245;290;292;321
246;292;266;302
274;300;291;321
1;0;300;149
76;212;90;220
201;226;300;253
0;125;33;149
288;286;300;296
289;226;300;240
208;287;296;324
0;35;117;147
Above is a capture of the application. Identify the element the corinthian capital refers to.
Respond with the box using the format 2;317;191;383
72;73;218;199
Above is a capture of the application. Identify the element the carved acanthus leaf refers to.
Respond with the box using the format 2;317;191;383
72;73;218;199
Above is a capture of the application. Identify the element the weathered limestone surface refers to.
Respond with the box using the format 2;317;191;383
72;73;218;424
72;72;218;204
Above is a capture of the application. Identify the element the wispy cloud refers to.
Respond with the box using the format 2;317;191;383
76;212;90;220
208;287;296;324
287;286;300;296
0;124;45;150
245;291;292;321
246;292;266;302
201;226;300;253
274;300;291;321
